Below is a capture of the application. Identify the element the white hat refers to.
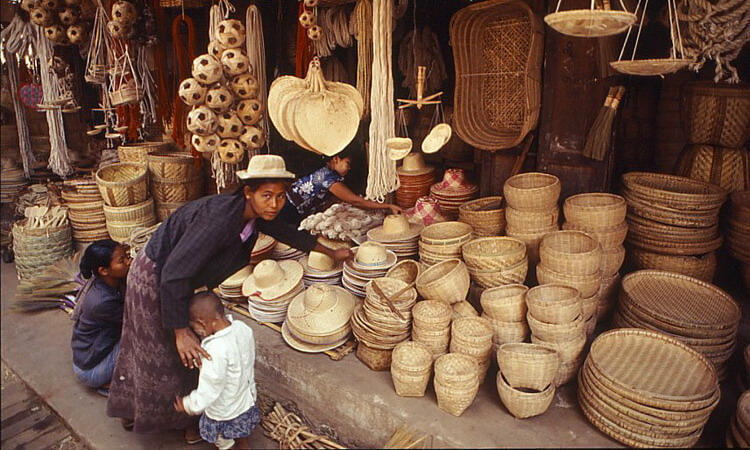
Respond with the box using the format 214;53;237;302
242;259;304;299
422;123;452;154
236;154;295;180
301;251;343;275
352;242;397;270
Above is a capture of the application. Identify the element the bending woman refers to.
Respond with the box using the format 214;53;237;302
107;155;350;439
71;239;131;396
279;148;402;226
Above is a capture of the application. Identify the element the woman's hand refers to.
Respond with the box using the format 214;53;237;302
332;248;353;263
174;327;211;369
387;204;403;215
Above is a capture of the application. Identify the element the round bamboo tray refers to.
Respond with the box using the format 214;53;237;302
681;81;750;148
540;230;602;276
536;264;601;298
458;196;505;237
102;198;155;224
622;172;728;210
504;172;561;211
480;284;529;322
117;141;171;165
505;206;559;232
147;151;200;182
415;259;470;304
497;343;559;391
496;372;555;419
483;314;529;346
610;58;691;77
526;284;581;324
527;312;585;342
564;193;627;228
95;163;149;207
562;221;628;249
629;248;716;282
461;236;527;270
531;333;586;362
543;9;636;38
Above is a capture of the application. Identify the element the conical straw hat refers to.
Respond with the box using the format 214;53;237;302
287;283;356;335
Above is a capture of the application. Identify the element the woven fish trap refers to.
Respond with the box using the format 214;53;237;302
103;198;155;224
118;141;171;165
497;343;559;391
458;196;505;236
151;176;203;203
676;145;750;194
496;372;555;419
95;163;149;207
467;257;528;289
461;236;526;270
503;172;561;211
536;264;601;298
621;172;728;210
539;230;602;276
526;284;581;325
527;311;585;343
483;314;529;346
562;221;627;249
450;0;543;151
505;206;560;231
12;221;73;280
681;81;750;149
480;284;528;322
147;152;200;182
564;193;627;228
416;259;470;304
531;333;586;363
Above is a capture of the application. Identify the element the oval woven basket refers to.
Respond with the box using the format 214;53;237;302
147;151;200;182
461;236;527;270
496;372;555;419
531;333;586;363
527;312;585;342
117;141;171;165
415;259;470;304
681;81;750;148
95;163;149;207
504;172;561;211
539;230;602;276
676;145;750;194
480;284;528;322
505;206;560;231
497;343;559;391
458;196;506;237
536;264;601;298
564;193;627;228
526;284;582;324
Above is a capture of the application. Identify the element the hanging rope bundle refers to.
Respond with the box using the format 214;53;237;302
677;0;750;83
352;0;373;117
398;26;447;100
246;4;269;150
366;0;399;202
313;6;355;58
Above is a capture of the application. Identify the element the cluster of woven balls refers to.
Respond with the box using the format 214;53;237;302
24;0;89;46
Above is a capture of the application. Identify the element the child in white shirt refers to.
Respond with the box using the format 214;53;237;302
174;292;259;449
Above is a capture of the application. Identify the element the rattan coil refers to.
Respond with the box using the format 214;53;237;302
480;284;529;322
415;259;470;304
95;163;149;207
503;172;561;211
681;81;750;148
458;196;506;237
526;284;581;325
539;230;602;276
496;372;555;419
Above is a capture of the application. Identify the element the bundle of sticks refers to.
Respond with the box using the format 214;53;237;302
262;403;345;450
583;86;625;161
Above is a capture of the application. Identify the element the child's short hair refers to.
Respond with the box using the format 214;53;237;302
188;291;224;319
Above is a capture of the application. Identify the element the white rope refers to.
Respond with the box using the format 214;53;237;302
313;6;355;58
352;0;373;117
246;4;269;153
210;150;239;192
366;0;398;202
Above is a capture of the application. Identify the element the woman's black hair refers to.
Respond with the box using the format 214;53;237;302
326;146;354;162
240;177;292;191
80;239;119;279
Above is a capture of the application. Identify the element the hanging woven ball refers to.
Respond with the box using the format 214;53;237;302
220;48;250;77
208;40;226;60
38;0;59;10
236;99;263;125
239;125;265;150
30;8;54;27
217;19;246;49
230;74;259;100
205;86;235;113
44;25;69;45
66;24;88;45
299;11;315;29
218;139;245;164
191;133;220;153
20;0;37;12
58;7;80;26
107;19;132;39
192;54;223;85
304;0;319;7
187;106;219;136
307;25;323;41
178;78;208;106
111;1;137;25
216;112;244;139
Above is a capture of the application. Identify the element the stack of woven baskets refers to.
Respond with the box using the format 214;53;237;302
496;343;559;419
433;353;481;417
727;391;750;448
147;152;203;221
61;178;110;247
415;259;471;305
12;208;73;280
390;341;433;397
396;154;436;208
504;173;561;263
412;300;453;359
562;193;626;317
481;284;530;348
458;196;505;237
96;162;157;243
450;316;493;382
117;141;171;165
526;284;586;387
727;190;750;290
461;237;528;289
418;221;473;266
622;172;728;282
676;81;750;194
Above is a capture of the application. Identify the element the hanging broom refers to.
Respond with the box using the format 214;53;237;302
13;252;83;313
583;86;625;161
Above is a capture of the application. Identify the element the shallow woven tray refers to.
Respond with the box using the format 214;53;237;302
622;172;728;208
628;248;716;283
544;9;636;38
610;58;692;77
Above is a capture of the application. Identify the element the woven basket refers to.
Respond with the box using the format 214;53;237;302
95;163;149;207
483;315;529;346
118;142;171;165
480;284;528;322
12;221;73;280
467;258;528;289
564;193;627;228
505;206;560;233
504;173;561;211
391;369;431;398
386;260;421;284
562;221;627;249
600;245;625;276
527;312;585;343
412;300;452;329
450;317;494;359
151;176;203;203
103;198;155;224
147;152;200;182
356;342;393;371
553;354;583;387
434;353;479;384
107;216;157;243
621;172;728;210
506;226;557;263
731;190;750;223
496;372;555;419
450;0;543;151
434;377;480;417
452;301;479;320
415;259;470;304
526;284;581;324
420;221;473;245
681;81;750;148
458;197;506;237
461;237;526;270
391;341;432;397
412;330;451;358
540;231;602;276
581;291;600;319
536;264;601;298
676;144;749;194
531;333;586;363
155;201;185;222
110;86;140;106
497;343;560;391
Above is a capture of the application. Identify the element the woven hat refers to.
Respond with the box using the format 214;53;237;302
422;123;452;154
353;241;397;269
432;168;476;194
386;138;413;161
405;196;447;226
242;259;304;299
287;283;356;335
236;154;295;180
397;153;433;176
367;214;423;242
301;250;342;274
222;265;253;287
281;321;349;353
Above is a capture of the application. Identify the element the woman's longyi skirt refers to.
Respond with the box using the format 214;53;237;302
107;250;197;433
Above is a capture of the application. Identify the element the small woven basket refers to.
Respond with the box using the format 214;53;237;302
386;260;421;284
103;198;156;224
434;378;480;417
415;259;470;304
95;163;149;207
391;341;433;397
461;236;527;271
151;176;203;203
536;264;602;298
434;353;479;384
526;284;581;325
147;152;200;182
564;193;627;228
480;284;529;322
106;215;157;243
527;312;585;343
681;81;750;148
553;354;583;386
504;172;561;211
412;300;452;329
467;258;528;289
531;333;586;363
505;206;560;231
356;341;393;371
12;221;73;280
452;301;479;320
483;315;530;346
118;142;171;165
497;343;560;391
496;372;555;419
458;196;506;237
539;230;602;276
450;317;494;359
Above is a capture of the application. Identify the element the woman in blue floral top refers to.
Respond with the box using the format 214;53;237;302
280;148;402;226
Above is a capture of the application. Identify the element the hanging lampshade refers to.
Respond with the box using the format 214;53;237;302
544;0;637;38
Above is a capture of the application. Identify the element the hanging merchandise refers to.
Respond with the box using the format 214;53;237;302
352;0;373;117
171;13;198;150
582;86;626;161
544;0;637;38
85;2;110;84
245;4;269;147
268;58;363;156
28;0;91;47
397;25;447;101
311;5;356;58
610;0;692;76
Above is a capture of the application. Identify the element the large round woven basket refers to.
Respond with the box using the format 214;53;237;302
480;284;529;322
526;284;582;325
681;81;750;148
95;163;149;207
461;236;526;271
12;221;73;280
563;193;627;228
151;176;203;203
497;343;559;391
458;196;506;237
118;141;171;165
536;264;601;298
675;144;749;193
504;172;561;211
146;152;200;182
539;230;602;276
415;259;470;304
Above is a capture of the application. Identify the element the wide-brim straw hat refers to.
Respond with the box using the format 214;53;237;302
422;123;452;154
352;242;398;271
242;259;304;299
287;283;356;335
397;153;434;176
221;265;253;288
237;154;295;180
300;252;343;276
281;321;349;353
367;214;423;243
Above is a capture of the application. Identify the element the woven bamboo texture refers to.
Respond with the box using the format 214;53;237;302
415;259;470;304
536;264;601;298
503;172;561;211
12;221;73;280
450;0;543;150
147;152;200;182
458;196;505;237
681;81;750;148
531;333;586;363
155;201;185;222
563;193;627;228
539;230;602;276
467;258;528;289
526;284;581;325
461;237;526;271
356;341;393;371
103;199;156;224
151;176;203;203
480;284;528;322
95;163;149;207
497;372;554;419
118;142;171;165
628;248;716;282
505;206;559;231
561;221;628;249
675;145;749;193
497;343;559;391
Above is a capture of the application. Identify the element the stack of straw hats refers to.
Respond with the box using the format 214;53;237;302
61;178;110;246
300;251;343;286
496;343;559;419
461;237;528;289
504;172;561;263
146;152;203;221
351;277;417;370
429;169;479;220
283;283;356;353
433;353;481;417
578;329;720;448
217;265;252;302
418;221;473;266
621;172;728;280
342;242;397;297
412;300;453;359
242;259;304;322
405;196;447;226
613;270;740;380
416;259;470;305
396;153;436;208
562;193;627;315
271;241;306;261
538;230;602;336
450;316;493;381
390;341;433;397
480;284;530;348
251;233;277;264
526;284;586;387
727;191;750;290
727;391;750;448
366;214;423;260
0;159;27;204
96;162;157;242
458;196;505;237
